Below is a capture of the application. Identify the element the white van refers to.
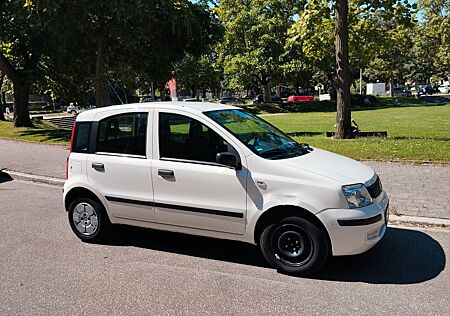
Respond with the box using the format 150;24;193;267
64;102;389;275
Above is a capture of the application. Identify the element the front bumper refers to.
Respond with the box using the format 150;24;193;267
317;191;389;256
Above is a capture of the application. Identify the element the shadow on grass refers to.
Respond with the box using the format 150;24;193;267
287;131;323;137
101;226;445;284
19;128;71;143
390;136;450;141
242;103;290;115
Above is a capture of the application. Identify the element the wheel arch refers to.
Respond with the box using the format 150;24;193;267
253;205;332;250
64;186;105;213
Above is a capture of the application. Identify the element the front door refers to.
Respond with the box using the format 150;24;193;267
151;110;247;234
87;111;155;222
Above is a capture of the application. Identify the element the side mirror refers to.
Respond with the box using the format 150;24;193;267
216;152;241;170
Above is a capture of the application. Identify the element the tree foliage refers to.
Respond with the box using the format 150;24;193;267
216;0;301;101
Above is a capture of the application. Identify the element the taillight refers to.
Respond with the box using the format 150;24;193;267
66;122;76;179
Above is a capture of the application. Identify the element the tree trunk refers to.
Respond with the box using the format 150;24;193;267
262;82;271;103
0;73;6;121
95;40;106;108
334;0;352;139
13;81;33;127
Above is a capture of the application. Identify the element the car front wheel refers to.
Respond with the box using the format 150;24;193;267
260;216;329;276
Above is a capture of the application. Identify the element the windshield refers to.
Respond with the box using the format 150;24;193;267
205;109;312;160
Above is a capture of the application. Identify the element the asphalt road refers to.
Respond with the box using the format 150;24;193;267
0;178;448;315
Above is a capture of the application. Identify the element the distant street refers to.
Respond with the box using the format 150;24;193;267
0;179;448;315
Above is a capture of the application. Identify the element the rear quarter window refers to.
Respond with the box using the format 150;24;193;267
72;122;92;153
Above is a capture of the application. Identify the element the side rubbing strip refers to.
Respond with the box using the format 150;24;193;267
153;202;244;218
105;196;243;218
337;214;382;226
105;196;152;207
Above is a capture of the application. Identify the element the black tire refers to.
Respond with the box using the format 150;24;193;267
260;216;329;276
68;197;111;243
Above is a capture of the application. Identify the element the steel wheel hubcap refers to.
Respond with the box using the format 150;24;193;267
272;224;313;267
72;203;98;236
278;231;305;258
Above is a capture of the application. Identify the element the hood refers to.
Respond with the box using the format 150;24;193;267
282;148;374;185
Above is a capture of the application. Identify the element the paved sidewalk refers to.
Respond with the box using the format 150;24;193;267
0;139;67;178
1;138;449;220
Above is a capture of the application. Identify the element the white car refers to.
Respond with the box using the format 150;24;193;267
438;85;450;94
67;103;80;114
64;102;389;275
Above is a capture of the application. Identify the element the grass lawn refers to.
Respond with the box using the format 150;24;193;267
263;103;450;162
0;119;71;145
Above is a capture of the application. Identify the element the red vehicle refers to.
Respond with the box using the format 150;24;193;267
287;95;315;103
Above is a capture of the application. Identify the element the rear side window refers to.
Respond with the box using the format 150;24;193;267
97;113;148;156
72;122;92;153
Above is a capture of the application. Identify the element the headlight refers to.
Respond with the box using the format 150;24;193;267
342;184;373;208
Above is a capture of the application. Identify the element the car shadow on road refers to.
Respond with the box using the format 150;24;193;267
105;225;269;268
316;227;446;284
104;226;445;284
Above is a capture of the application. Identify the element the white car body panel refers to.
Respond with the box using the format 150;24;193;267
64;102;389;256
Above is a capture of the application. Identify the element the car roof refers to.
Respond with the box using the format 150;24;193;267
76;101;240;121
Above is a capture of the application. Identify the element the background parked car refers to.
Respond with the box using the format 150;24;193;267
67;103;81;114
218;97;246;105
41;102;62;111
438;85;450;94
417;85;434;96
183;98;202;102
140;97;155;103
385;87;412;96
252;94;283;104
287;95;315;103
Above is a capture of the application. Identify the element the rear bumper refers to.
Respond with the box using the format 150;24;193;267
317;192;389;256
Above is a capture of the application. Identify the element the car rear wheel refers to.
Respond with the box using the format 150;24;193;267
260;216;329;276
68;198;111;243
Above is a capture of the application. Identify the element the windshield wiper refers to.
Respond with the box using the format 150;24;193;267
260;143;313;159
260;147;288;158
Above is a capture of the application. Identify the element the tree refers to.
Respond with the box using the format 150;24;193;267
418;0;450;80
0;72;6;121
334;0;352;138
0;0;49;127
46;0;216;107
288;0;415;138
216;0;300;102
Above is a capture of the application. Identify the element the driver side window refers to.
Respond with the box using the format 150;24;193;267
159;113;232;163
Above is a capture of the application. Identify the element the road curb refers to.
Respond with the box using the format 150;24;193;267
389;214;450;227
2;170;65;187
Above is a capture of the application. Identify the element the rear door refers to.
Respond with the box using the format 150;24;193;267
87;110;154;222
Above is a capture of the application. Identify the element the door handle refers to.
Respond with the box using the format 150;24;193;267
92;162;105;172
158;169;174;177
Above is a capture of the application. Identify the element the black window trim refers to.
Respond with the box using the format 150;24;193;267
95;111;149;158
159;157;236;169
157;111;242;166
95;152;148;159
